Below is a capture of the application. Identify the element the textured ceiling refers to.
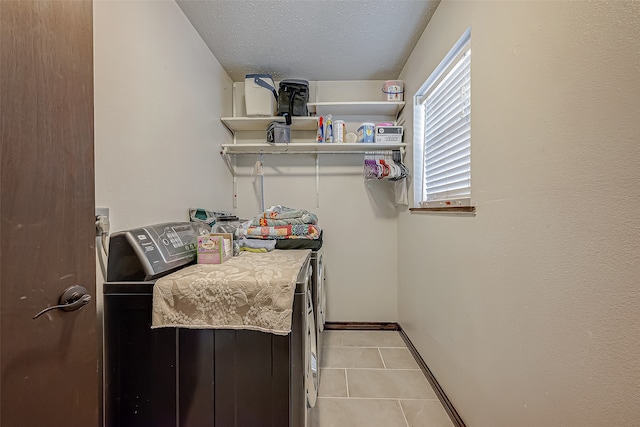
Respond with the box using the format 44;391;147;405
176;0;440;82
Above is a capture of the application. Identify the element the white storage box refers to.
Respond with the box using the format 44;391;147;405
245;74;277;117
375;126;403;143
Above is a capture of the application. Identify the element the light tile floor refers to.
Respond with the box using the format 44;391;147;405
312;330;454;427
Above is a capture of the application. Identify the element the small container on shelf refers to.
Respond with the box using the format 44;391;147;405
382;80;404;101
324;114;333;143
267;121;290;144
334;120;346;143
357;122;375;143
317;116;324;142
374;125;403;143
245;74;277;117
279;125;291;144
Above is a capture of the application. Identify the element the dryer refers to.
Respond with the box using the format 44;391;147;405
103;222;318;426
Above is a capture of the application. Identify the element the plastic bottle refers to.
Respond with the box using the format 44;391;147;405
324;114;333;143
334;120;345;143
317;116;324;143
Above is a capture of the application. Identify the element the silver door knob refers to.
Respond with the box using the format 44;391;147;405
32;285;91;319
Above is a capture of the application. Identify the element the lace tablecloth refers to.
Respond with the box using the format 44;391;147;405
151;249;310;335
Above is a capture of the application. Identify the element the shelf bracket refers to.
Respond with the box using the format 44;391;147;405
220;147;238;208
221;147;235;176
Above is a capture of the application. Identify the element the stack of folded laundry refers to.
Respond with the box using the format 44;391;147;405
237;237;276;253
237;205;322;252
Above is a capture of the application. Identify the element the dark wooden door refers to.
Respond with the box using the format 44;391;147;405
0;1;98;426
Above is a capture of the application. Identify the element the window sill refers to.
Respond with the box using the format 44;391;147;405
410;206;476;213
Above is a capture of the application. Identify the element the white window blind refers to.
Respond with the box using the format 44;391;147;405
414;29;472;209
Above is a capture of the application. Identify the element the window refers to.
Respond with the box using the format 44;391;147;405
413;28;472;210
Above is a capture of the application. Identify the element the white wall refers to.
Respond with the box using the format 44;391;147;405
94;0;233;234
234;153;399;322
398;1;640;426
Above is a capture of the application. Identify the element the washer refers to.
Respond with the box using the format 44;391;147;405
310;248;326;358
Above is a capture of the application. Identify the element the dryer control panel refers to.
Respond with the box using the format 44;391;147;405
107;222;211;281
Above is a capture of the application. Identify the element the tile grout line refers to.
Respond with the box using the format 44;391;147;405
398;399;411;427
344;368;350;398
393;331;413;427
378;347;387;369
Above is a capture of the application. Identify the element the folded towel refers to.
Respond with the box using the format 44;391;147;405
239;238;277;251
244;224;321;240
240;247;268;253
250;205;318;227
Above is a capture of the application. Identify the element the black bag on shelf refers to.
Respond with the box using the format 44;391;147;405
277;79;309;124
